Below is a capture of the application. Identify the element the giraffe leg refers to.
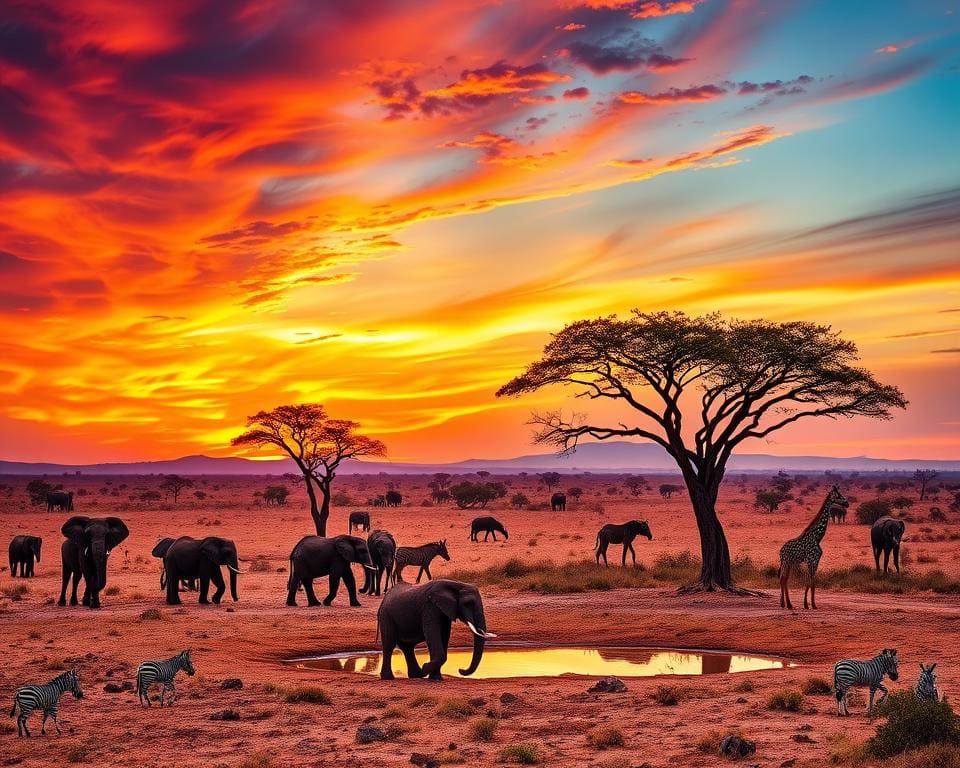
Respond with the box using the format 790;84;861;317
810;574;817;609
781;563;794;610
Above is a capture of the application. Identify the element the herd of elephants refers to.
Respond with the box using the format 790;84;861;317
4;482;932;737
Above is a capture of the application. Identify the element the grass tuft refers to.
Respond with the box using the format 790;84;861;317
437;696;477;719
468;716;499;742
282;685;331;704
498;744;541;764
768;689;805;712
587;726;626;749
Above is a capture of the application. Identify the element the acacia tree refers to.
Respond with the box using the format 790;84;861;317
497;311;907;593
159;474;193;503
231;404;386;535
913;469;938;501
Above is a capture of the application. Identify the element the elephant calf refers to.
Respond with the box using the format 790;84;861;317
9;535;42;578
361;530;396;597
287;535;374;607
872;516;906;574
378;579;496;681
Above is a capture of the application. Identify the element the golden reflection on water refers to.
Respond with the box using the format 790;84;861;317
297;647;790;679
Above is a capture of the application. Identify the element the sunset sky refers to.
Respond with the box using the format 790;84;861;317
1;0;958;464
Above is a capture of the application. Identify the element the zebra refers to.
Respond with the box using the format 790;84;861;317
834;648;899;716
392;540;450;585
136;649;195;707
915;662;940;703
10;669;83;737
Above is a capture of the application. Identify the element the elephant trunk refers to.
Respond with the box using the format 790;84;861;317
90;541;108;592
458;604;491;676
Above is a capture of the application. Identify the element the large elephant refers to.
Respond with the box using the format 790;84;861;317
9;535;42;577
58;516;129;609
163;536;240;605
361;530;396;597
151;537;196;592
385;490;402;507
872;517;906;573
287;534;374;607
349;511;371;534
46;491;74;512
550;493;566;512
377;579;495;681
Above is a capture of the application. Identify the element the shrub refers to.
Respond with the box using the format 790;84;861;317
857;499;892;525
66;745;92;763
469;716;498;742
767;689;805;712
282;686;331;704
869;691;960;757
895;743;960;768
803;677;833;695
1;583;29;601
498;744;540;764
104;585;121;596
587;727;625;749
408;693;437;708
734;679;755;693
653;685;683;705
437;697;477;719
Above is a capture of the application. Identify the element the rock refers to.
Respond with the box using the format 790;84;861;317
221;678;243;690
468;697;486;707
736;697;748;703
797;724;813;731
356;725;388;744
139;608;162;620
410;754;440;768
791;734;816;743
103;683;124;693
588;677;627;693
209;709;240;721
719;734;757;759
499;692;519;704
781;760;797;768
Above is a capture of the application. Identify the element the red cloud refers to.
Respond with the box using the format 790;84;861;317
631;1;703;18
620;84;726;105
563;86;591;100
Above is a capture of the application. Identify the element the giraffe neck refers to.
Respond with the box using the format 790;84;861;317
804;496;833;544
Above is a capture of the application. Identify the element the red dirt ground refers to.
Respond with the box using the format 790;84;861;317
1;474;957;767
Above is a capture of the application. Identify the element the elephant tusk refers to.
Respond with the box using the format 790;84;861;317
466;621;497;639
363;564;378;571
227;565;242;574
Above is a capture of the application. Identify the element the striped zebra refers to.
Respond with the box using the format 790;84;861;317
834;648;899;716
915;662;940;703
10;670;83;737
392;540;450;585
136;649;195;707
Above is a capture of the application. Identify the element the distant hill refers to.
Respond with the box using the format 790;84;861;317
1;443;957;475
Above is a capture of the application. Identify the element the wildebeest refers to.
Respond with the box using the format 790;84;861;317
470;516;508;542
595;520;653;566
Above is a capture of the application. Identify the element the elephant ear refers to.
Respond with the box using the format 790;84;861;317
335;538;356;562
200;537;222;563
105;518;130;549
151;538;174;558
61;516;91;543
427;582;458;621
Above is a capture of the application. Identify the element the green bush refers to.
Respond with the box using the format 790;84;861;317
768;689;805;712
869;691;960;757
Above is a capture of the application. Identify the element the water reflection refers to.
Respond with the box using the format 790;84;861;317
295;646;791;680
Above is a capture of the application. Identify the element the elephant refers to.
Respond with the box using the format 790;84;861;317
349;511;371;534
595;520;653;566
470;516;508;542
163;536;240;605
9;535;42;577
151;537;196;592
361;529;397;596
58;516;129;609
872;516;906;573
46;491;74;512
377;579;496;681
550;493;566;511
287;534;375;607
385;490;402;507
371;496;387;508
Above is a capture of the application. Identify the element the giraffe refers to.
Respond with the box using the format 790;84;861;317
778;485;849;609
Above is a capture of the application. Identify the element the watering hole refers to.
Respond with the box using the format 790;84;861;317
292;646;795;679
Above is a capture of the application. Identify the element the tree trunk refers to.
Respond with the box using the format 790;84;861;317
314;479;331;537
303;477;322;535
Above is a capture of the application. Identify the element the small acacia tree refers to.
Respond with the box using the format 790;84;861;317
231;404;386;535
913;469;938;501
159;474;193;503
497;310;907;593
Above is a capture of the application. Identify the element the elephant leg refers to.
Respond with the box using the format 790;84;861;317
323;572;342;606
58;563;70;606
883;549;890;573
11;560;18;577
166;565;182;605
303;579;322;607
893;545;900;573
422;620;449;681
380;631;397;680
70;571;81;606
621;544;627;567
286;574;300;607
199;573;211;604
874;547;881;571
341;567;360;607
210;568;226;604
399;643;424;678
89;588;101;609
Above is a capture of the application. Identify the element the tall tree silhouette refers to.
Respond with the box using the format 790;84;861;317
498;311;907;593
232;404;386;535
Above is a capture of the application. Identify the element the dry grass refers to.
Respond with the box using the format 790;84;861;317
768;689;805;712
653;684;683;705
803;676;833;695
498;744;541;764
586;726;626;750
437;696;477;719
468;716;499;742
281;685;331;704
238;753;275;768
1;583;29;601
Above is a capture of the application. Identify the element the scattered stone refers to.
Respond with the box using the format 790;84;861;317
720;734;757;760
209;709;240;721
410;753;439;768
791;734;816;744
103;683;124;694
139;608;162;621
356;725;388;744
221;678;243;690
499;692;519;704
797;724;813;732
468;697;486;708
781;760;797;768
226;607;235;613
447;744;456;751
588;677;627;693
736;697;748;704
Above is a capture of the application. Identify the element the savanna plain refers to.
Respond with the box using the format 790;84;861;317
2;473;959;768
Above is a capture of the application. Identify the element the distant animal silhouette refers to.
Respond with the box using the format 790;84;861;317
595;520;652;567
778;486;848;609
46;491;74;512
470;516;508;542
349;511;371;534
871;516;906;573
371;495;386;507
393;540;450;583
830;502;847;523
834;648;899;716
550;493;566;511
385;490;402;507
